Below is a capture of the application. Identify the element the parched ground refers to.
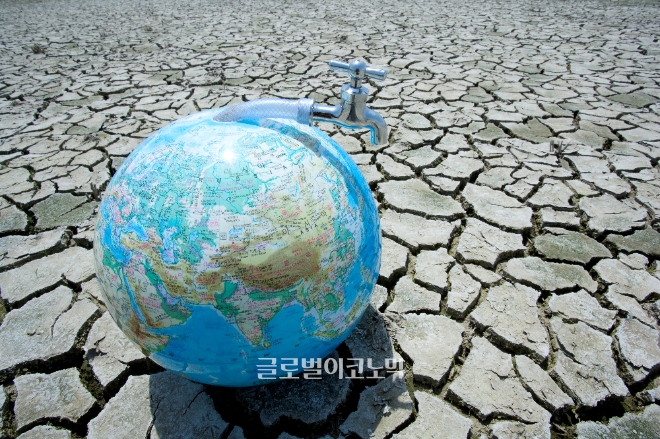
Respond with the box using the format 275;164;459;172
1;0;660;438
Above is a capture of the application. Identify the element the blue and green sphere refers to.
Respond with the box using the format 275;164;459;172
93;110;381;386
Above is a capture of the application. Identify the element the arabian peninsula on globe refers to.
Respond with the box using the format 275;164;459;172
93;110;381;386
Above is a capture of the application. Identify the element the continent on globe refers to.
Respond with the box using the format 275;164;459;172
94;112;381;386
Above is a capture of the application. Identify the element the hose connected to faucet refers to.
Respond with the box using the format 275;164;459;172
213;59;389;146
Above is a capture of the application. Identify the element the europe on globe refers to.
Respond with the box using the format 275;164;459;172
93;110;381;386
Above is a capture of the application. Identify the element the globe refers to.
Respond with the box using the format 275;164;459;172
93;109;381;386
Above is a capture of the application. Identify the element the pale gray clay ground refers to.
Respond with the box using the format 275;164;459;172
1;0;660;438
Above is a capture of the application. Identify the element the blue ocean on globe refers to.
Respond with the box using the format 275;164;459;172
93;109;381;386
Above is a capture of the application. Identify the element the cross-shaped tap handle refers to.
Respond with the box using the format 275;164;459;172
328;59;387;88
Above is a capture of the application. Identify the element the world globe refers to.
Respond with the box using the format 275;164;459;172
93;109;381;386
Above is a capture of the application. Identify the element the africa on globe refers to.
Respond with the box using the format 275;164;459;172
93;110;381;386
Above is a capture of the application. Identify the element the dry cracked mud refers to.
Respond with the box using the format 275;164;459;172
1;0;660;438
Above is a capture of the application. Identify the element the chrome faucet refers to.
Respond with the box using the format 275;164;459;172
311;59;388;145
214;59;389;145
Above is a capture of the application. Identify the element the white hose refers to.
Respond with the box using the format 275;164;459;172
213;98;314;125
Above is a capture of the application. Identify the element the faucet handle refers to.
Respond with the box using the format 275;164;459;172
328;59;387;86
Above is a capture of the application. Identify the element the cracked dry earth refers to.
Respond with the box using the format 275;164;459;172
2;0;660;438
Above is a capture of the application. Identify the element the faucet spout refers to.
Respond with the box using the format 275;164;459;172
310;101;388;146
364;107;388;146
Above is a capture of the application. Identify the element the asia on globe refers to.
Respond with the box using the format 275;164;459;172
94;112;381;386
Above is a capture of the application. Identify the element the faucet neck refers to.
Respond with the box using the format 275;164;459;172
349;76;363;88
341;84;369;105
